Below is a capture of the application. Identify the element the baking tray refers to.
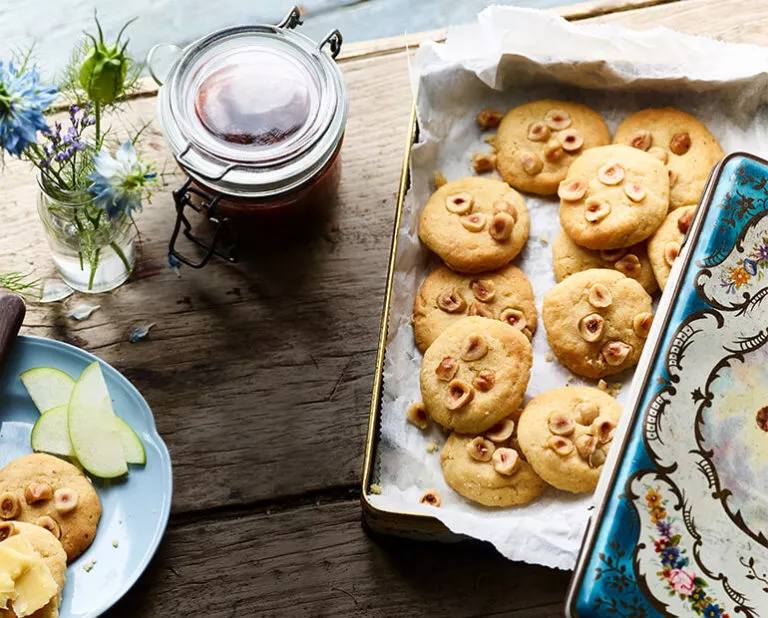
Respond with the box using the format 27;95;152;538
567;152;768;617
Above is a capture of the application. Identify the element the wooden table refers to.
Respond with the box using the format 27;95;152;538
3;0;768;615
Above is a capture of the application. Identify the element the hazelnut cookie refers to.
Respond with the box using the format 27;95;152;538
517;386;622;493
542;269;653;379
647;206;695;291
420;317;532;434
412;264;537;353
418;177;530;273
613;108;724;210
495;100;611;196
551;230;658;295
0;453;102;562
440;422;547;507
558;145;669;250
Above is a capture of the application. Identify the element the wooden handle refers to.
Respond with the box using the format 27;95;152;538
0;293;25;375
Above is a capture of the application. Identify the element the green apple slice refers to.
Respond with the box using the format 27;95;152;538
20;367;75;414
30;405;74;457
114;417;146;465
69;361;128;478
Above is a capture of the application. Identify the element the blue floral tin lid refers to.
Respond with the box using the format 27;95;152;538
567;153;768;618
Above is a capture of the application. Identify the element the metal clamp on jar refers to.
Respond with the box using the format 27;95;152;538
148;6;348;268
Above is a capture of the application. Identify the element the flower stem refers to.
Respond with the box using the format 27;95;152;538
110;241;132;276
88;248;100;291
94;102;101;144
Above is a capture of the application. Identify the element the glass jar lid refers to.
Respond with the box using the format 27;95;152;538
155;17;347;198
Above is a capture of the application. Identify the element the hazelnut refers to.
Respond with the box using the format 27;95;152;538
471;279;496;302
0;522;17;542
623;182;647;202
461;213;487;232
545;109;572;130
419;489;442;507
477;109;503;130
597;162;625;186
548;411;576;436
669;132;692;155
588;283;612;308
584;196;611;223
560;129;584;152
527;121;551;142
36;516;61;539
407;402;429;430
629;129;652;151
492;448;520;476
575;401;600;425
489;212;516;242
445;192;474;214
648;147;668;163
0;492;21;520
558;176;588;201
600;248;627;263
436;356;459;382
520;151;544;175
468;302;494;319
592;416;617;444
25;483;53;505
499;307;526;330
467;436;495;462
547;435;574;456
446;380;474;410
473;370;495;392
668;168;679;187
54;488;79;514
614;254;642;277
677;209;694;234
633;312;653;338
493;200;516;216
485;418;515;442
434;170;447;188
589;448;607;469
437;288;467;314
602;341;632;366
664;241;681;266
472;152;496;174
579;313;605;343
575;434;598;460
544;138;564;162
460;334;489;361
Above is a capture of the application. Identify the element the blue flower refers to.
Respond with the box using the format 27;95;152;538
0;61;57;156
702;603;723;618
87;140;156;220
660;546;680;567
656;521;672;538
744;258;759;276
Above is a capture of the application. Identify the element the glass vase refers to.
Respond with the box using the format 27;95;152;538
37;175;135;293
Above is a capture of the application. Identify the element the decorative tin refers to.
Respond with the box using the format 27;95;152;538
568;153;768;617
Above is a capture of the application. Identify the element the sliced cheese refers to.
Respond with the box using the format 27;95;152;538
0;535;58;617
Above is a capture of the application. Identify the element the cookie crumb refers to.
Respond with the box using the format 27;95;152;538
540;234;549;246
370;484;383;495
419;488;442;507
544;352;554;362
434;170;447;188
426;440;440;453
483;134;497;148
82;559;97;573
112;539;119;548
566;375;575;384
597;379;620;397
612;382;623;395
471;152;496;174
476;109;503;130
407;401;430;430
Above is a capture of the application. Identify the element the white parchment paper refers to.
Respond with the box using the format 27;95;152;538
367;6;768;570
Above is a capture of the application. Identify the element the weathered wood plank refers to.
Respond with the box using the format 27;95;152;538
108;499;571;617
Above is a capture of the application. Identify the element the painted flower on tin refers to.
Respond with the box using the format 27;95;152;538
721;236;768;294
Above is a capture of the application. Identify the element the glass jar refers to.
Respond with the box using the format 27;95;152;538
37;175;135;293
148;6;349;267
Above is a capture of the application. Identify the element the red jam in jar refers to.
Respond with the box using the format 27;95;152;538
155;17;348;255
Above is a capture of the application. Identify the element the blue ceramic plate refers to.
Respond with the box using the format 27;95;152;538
0;335;172;618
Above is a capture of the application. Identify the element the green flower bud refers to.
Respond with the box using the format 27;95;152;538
79;16;135;105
